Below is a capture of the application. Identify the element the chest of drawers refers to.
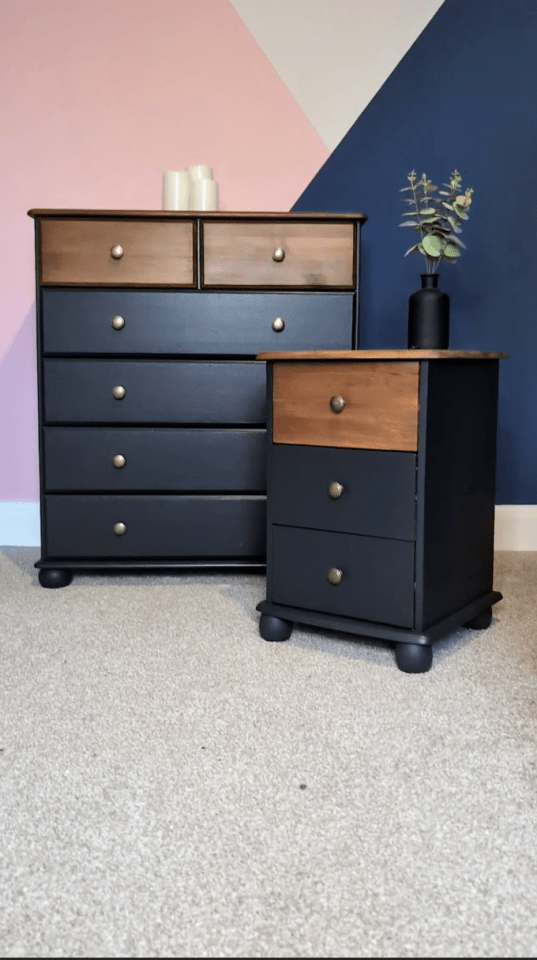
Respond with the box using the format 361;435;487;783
256;350;506;673
28;210;366;586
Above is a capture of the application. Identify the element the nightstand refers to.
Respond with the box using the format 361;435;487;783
256;350;506;673
28;210;366;586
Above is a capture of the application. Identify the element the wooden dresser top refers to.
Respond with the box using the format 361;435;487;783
28;209;367;222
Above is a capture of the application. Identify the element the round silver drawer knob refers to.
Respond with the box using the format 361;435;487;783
111;315;125;330
328;481;344;499
111;244;124;259
272;317;285;332
327;568;343;585
112;385;126;400
113;455;126;469
114;522;126;536
329;395;345;413
272;247;285;262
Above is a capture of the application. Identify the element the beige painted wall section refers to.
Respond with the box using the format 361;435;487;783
230;0;445;151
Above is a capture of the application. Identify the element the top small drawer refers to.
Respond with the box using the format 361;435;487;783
202;221;355;288
39;219;195;287
272;361;420;451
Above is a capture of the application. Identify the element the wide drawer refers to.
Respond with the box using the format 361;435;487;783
39;219;195;287
43;495;266;559
268;445;416;540
272;361;419;451
271;525;415;628
202;221;355;288
43;427;266;492
42;360;266;424
40;289;354;355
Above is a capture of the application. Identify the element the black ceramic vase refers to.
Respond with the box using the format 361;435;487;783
408;273;450;349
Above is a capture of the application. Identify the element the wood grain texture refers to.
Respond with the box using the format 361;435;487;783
258;349;508;360
202;221;355;288
29;209;367;222
39;219;195;287
272;361;420;450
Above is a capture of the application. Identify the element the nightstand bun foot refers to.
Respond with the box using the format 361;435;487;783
394;642;433;674
259;613;293;642
38;568;73;589
464;607;493;630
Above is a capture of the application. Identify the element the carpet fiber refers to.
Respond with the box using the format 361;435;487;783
1;547;536;957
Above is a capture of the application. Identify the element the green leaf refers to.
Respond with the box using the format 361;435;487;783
399;221;420;227
418;207;437;215
448;234;466;248
422;234;446;257
400;186;413;191
401;210;419;216
444;243;461;258
404;244;420;256
442;202;455;211
454;207;469;220
420;217;442;225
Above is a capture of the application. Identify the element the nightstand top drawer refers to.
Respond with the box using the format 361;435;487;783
202;220;355;288
271;360;420;451
38;218;195;287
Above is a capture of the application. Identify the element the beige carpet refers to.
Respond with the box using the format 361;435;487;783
1;547;536;958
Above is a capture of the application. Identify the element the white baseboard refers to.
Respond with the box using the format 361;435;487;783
494;505;537;551
0;501;40;547
1;501;537;551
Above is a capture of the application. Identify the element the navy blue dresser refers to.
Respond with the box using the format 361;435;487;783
28;210;366;586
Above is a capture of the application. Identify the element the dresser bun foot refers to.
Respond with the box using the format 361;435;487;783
395;642;433;674
38;568;73;589
464;607;492;630
259;613;293;642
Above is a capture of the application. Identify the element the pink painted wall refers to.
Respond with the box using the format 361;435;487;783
0;0;328;501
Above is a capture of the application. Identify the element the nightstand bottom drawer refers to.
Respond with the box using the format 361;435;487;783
44;495;266;559
271;525;415;628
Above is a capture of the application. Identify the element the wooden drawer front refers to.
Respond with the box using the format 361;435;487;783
41;289;354;355
43;427;266;492
43;495;266;559
271;525;415;628
272;361;419;451
39;219;195;287
202;221;354;288
269;446;416;540
43;360;266;424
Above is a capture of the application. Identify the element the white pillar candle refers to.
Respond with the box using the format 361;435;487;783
191;178;218;211
188;164;213;181
162;170;190;210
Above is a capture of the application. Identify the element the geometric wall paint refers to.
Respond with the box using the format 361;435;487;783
0;0;329;543
230;0;444;151
293;0;537;505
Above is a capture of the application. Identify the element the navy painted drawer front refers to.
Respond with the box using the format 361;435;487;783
43;427;266;492
271;525;415;628
43;360;266;424
44;495;266;559
269;445;416;540
40;289;354;355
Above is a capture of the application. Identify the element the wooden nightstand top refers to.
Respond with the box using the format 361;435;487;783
257;349;508;361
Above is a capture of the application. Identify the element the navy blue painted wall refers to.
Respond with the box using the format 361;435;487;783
292;0;536;505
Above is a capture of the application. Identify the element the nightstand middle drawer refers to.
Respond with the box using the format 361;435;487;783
269;445;416;540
